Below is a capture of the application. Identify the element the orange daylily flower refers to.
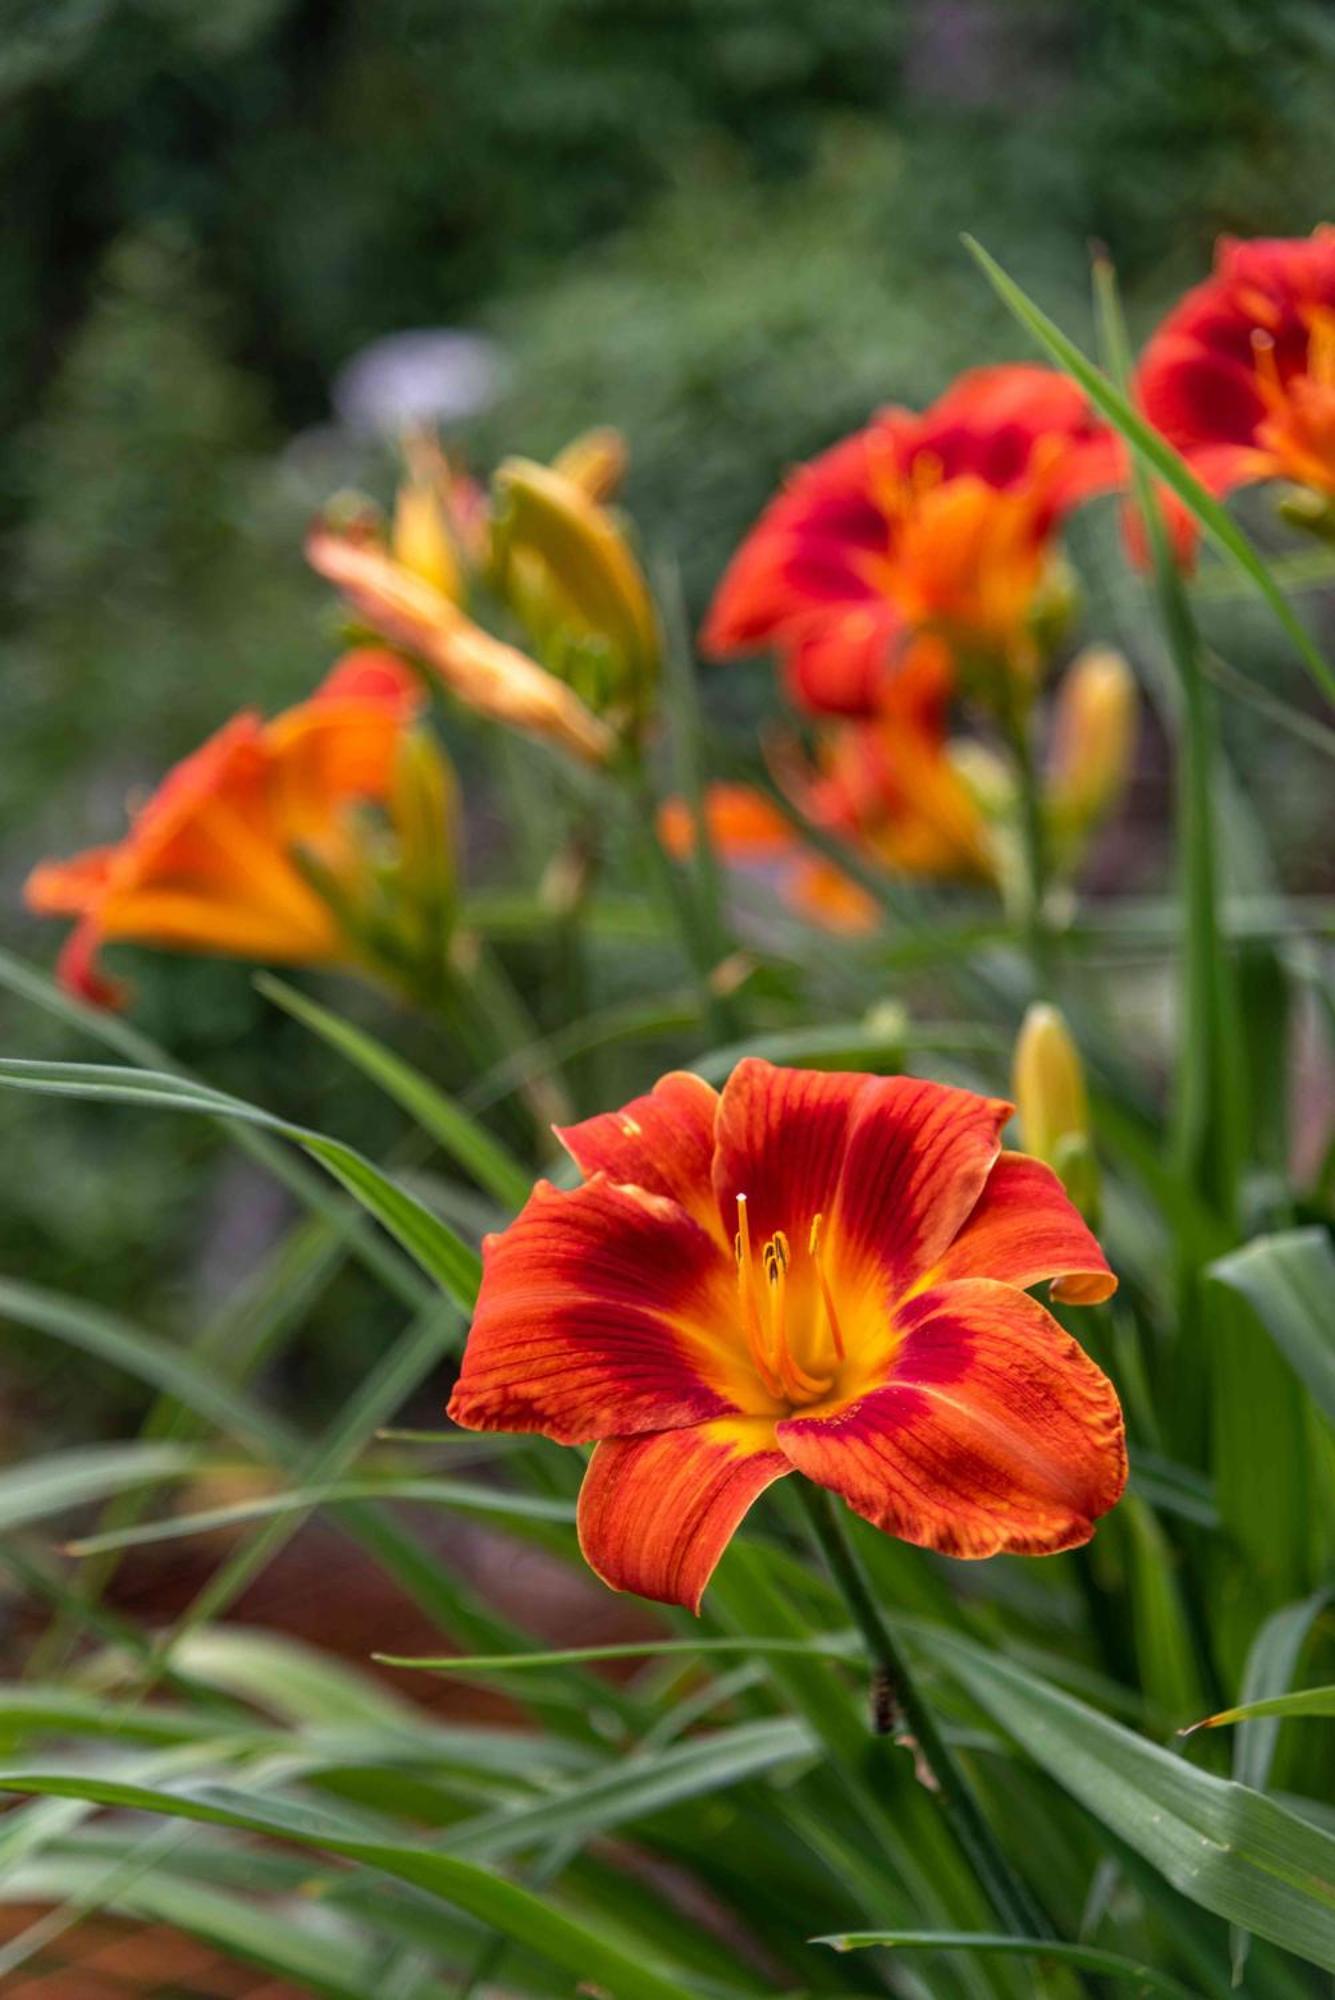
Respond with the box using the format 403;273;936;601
449;1059;1125;1611
703;365;1116;717
1138;228;1335;511
25;650;441;1008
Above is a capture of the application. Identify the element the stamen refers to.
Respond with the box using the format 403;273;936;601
766;1221;833;1405
735;1195;785;1401
1238;284;1282;332
1308;307;1335;389
1251;329;1284;408
734;1197;843;1406
808;1212;847;1361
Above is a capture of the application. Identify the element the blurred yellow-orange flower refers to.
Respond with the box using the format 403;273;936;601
663;640;995;933
307;427;659;765
25;651;457;1008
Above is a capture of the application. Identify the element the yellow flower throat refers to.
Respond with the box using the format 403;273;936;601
733;1192;846;1409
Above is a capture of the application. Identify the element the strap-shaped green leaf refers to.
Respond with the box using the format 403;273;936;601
0;1772;708;2000
812;1929;1204;1999
0;1057;480;1308
1209;1229;1335;1426
256;974;532;1211
922;1627;1335;1972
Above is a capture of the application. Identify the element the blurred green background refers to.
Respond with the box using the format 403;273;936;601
3;0;1333;1438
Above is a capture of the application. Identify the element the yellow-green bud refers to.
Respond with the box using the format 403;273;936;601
1013;1001;1099;1219
1045;646;1137;868
491;453;660;735
393;478;464;602
551;426;629;504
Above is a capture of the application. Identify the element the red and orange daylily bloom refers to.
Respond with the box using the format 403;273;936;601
662;640;1137;934
1138;228;1335;508
703;365;1116;717
25;651;434;1007
448;1059;1125;1611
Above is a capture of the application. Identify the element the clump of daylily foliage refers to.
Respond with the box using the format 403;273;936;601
6;231;1335;1998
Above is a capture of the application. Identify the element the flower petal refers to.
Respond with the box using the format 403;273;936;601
778;1278;1125;1558
832;1076;1011;1296
711;1057;871;1248
782;604;902;717
578;1419;789;1612
306;526;613;766
555;1072;722;1239
931;1151;1116;1304
55;917;127;1011
448;1176;738;1443
658;785;795;864
24;846;117;918
314;647;424;712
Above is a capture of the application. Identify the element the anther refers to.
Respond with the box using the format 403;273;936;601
735;1195;785;1401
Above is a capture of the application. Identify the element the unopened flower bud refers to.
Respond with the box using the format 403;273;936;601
393;477;463;602
551;426;629;504
389;725;460;926
1277;486;1335;543
1013;1002;1100;1220
1027;555;1080;665
1046;646;1137;860
491;453;660;734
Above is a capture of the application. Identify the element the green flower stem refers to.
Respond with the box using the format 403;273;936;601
795;1480;1050;1941
999;682;1056;998
448;943;574;1135
1091;255;1239;1229
628;758;741;1046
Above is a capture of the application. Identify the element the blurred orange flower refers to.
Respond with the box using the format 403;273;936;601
25;651;440;1007
448;1059;1124;1610
703;365;1116;716
664;640;1137;931
1138;228;1335;512
663;641;997;932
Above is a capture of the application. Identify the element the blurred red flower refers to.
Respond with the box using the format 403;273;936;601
702;365;1116;717
1138;227;1335;505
